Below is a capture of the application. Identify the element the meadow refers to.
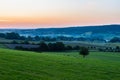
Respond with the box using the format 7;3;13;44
0;48;120;80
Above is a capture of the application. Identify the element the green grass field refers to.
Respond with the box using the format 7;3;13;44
0;48;120;80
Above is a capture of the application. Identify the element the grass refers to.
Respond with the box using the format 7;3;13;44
0;48;120;80
47;51;120;62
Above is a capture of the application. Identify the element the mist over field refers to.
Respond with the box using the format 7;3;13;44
0;24;120;41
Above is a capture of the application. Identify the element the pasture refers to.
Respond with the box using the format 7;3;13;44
0;48;120;80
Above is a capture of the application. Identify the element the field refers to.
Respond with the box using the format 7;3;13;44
0;48;120;80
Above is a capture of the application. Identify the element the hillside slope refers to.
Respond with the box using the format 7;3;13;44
0;49;120;80
0;25;120;40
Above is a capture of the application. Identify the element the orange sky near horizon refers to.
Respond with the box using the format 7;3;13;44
0;0;120;28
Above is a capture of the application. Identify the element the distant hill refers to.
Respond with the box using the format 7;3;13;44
0;24;120;40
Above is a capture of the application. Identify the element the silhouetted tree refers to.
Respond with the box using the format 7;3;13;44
79;47;89;58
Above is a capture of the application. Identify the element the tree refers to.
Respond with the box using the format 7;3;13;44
79;47;89;58
39;42;49;51
66;45;73;50
0;33;5;38
11;40;19;44
48;43;55;51
27;36;33;41
73;46;80;50
48;42;65;51
115;46;120;52
5;32;20;39
55;42;65;51
109;37;120;43
21;40;30;44
34;36;40;41
19;36;26;40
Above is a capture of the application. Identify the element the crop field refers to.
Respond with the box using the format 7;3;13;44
0;48;120;80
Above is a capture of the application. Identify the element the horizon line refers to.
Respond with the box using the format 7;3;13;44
0;24;119;29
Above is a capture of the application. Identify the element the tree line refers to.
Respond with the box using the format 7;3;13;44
15;41;90;58
109;37;120;43
0;32;56;41
99;46;120;52
15;42;82;52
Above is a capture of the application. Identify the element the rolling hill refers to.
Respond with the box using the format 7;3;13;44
0;48;120;80
0;24;120;40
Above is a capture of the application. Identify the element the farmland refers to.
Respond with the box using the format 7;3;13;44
0;48;120;80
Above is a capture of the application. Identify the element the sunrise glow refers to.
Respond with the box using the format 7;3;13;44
0;0;120;28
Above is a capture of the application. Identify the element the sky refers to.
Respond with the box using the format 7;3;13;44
0;0;120;28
